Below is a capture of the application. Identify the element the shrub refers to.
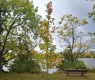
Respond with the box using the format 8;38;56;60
75;61;87;69
58;60;87;71
8;55;41;73
58;60;75;71
25;60;41;73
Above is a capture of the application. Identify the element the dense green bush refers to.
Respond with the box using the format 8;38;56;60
58;60;74;71
58;60;87;71
75;61;87;69
8;55;41;73
25;60;41;73
8;58;26;73
63;48;75;61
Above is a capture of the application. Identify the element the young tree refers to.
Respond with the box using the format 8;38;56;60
38;1;55;73
56;14;90;62
38;2;62;75
0;0;41;72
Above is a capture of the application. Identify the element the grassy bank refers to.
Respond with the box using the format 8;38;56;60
0;72;95;80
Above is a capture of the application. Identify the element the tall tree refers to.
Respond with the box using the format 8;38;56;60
56;14;91;62
38;2;62;75
0;0;41;72
38;1;55;73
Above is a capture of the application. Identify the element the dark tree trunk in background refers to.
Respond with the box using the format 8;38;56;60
0;51;3;72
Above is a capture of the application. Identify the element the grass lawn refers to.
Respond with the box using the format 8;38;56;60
0;72;95;80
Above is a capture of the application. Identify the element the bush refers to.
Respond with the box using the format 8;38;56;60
58;60;75;71
8;55;41;73
75;61;87;69
8;59;26;73
58;60;87;71
25;60;41;73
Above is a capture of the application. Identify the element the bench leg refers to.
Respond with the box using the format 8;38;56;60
67;73;68;76
81;73;83;76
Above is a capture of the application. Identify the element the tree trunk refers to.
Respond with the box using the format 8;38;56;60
0;52;3;72
74;53;80;62
70;49;73;62
26;51;29;72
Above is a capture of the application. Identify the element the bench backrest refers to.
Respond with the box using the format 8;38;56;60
65;69;87;73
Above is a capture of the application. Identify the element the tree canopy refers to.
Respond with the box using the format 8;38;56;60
0;0;41;72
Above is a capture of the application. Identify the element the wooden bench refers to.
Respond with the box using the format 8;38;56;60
64;69;87;76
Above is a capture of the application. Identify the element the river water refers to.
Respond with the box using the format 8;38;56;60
78;58;95;68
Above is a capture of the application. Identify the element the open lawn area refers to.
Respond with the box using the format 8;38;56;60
0;72;95;80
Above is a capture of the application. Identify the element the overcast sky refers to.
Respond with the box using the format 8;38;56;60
33;0;95;52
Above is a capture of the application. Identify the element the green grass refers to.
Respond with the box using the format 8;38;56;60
0;72;95;80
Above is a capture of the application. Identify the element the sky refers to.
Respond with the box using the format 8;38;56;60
33;0;95;52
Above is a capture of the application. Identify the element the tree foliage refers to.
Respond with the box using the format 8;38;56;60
0;0;41;72
88;4;95;22
56;14;93;62
9;54;41;73
38;2;62;73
